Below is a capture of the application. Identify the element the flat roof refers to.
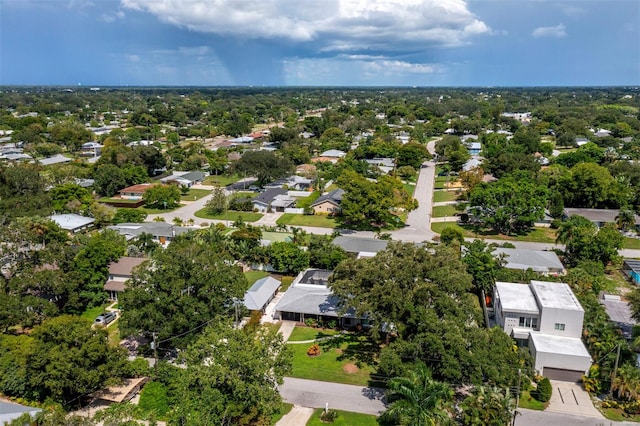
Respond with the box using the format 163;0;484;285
529;333;591;358
531;281;583;312
495;282;539;314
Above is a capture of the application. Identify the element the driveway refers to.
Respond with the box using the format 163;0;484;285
545;380;603;418
276;405;314;426
517;408;636;426
279;377;386;415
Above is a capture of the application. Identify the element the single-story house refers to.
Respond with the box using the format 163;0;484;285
332;235;389;258
37;154;73;166
320;149;346;159
0;152;32;161
80;141;103;157
105;256;148;301
118;183;153;200
466;141;482;155
252;188;296;213
107;222;190;246
243;276;281;312
599;293;636;340
575;137;590;146
160;171;206;187
274;269;365;327
229;136;254;144
311;189;344;215
264;175;313;191
623;259;640;286
564;208;640;230
492;247;566;276
48;213;95;233
365;158;395;174
493;280;591;381
0;401;42;424
462;157;483;172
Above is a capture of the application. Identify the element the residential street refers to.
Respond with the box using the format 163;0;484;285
517;408;637;426
279;377;386;416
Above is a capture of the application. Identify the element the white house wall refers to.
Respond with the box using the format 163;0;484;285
538;306;583;338
531;348;592;375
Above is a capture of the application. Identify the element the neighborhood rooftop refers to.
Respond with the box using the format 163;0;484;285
243;276;281;311
495;282;539;314
493;247;565;274
530;280;584;312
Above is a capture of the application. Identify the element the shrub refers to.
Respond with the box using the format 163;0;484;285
307;344;321;357
535;377;552;402
327;320;337;329
320;409;338;423
138;381;169;418
305;318;317;327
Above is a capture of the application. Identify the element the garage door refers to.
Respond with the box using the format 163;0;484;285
542;368;584;382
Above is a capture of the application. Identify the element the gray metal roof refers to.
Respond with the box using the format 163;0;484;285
0;401;42;424
493;247;565;273
243;276;281;311
274;284;355;317
38;154;73;165
624;259;640;273
108;222;190;239
48;214;95;231
332;236;389;254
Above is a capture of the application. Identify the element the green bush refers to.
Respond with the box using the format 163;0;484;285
535;377;552;402
138;381;169;418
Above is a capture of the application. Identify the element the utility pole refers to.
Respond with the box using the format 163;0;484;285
610;343;621;398
512;368;521;426
151;332;158;376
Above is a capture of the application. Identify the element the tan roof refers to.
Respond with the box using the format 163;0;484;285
92;377;148;403
104;280;126;292
108;257;147;276
118;183;153;194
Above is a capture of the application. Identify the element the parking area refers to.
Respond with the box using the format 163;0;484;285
545;380;603;418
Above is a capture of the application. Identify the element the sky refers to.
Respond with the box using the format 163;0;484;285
1;0;639;87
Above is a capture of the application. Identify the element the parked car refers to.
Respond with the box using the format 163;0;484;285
95;311;117;326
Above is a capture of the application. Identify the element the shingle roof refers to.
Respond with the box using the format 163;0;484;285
493;247;565;273
243;276;281;311
332;236;389;254
108;257;147;276
564;208;640;225
311;189;344;207
253;188;288;206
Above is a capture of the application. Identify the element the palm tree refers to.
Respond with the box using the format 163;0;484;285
461;385;515;426
380;363;453;426
615;209;636;232
611;363;640;401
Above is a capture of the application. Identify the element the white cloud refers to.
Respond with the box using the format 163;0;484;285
532;24;567;38
121;0;490;51
100;10;126;22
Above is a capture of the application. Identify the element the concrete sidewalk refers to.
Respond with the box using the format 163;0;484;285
278;320;297;341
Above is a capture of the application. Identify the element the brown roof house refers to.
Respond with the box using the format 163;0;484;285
104;257;147;301
118;183;153;200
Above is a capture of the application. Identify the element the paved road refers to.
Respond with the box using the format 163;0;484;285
517;408;637;426
279;377;386;415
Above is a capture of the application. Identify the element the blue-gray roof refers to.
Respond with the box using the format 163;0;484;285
311;189;344;207
332;236;389;254
243;276;281;311
0;401;42;424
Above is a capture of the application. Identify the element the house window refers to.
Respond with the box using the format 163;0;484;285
518;316;537;328
554;323;566;331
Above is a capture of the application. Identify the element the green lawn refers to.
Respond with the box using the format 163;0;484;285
98;197;140;205
271;403;294;425
81;304;109;321
277;213;337;228
203;174;242;187
180;188;211;201
289;333;377;386
624;237;640;249
107;320;121;346
601;408;640;422
140;206;179;214
433;190;459;203
296;191;321;209
518;389;546;410
194;208;263;222
244;270;270;286
434;176;447;189
288;326;340;342
279;276;295;291
306;408;378;426
403;183;416;197
430;222;557;243
432;205;458;218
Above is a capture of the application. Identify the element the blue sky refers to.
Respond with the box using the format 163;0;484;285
1;0;638;86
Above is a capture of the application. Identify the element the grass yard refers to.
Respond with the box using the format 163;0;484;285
433;190;459;203
624;237;640;250
277;213;337;228
180;188;210;201
518;389;546;410
81;304;109;321
306;408;378;426
296;191;321;209
279;276;295;292
601;408;640;422
203;174;242;187
98;197;141;205
271;403;294;425
287;326;340;342
430;222;557;243
289;333;377;386
107;320;121;346
244;270;270;286
432;205;458;218
194;208;263;223
403;183;416;197
140;206;179;214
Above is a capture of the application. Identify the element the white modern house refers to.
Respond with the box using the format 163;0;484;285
493;280;592;381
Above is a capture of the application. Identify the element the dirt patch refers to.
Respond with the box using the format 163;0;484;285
334;349;343;355
343;363;359;374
